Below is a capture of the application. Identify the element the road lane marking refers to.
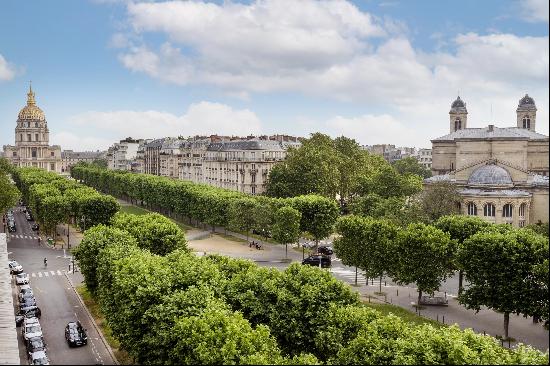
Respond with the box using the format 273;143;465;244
50;271;55;276
57;270;62;276
31;273;36;277
38;272;42;278
44;272;49;277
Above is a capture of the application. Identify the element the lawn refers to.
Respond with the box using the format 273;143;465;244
362;301;446;328
76;285;133;365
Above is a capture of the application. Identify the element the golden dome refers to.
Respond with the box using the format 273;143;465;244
18;84;45;121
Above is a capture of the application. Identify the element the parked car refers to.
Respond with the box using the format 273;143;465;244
302;254;331;268
317;245;334;256
26;212;33;221
19;285;33;301
29;350;49;365
19;306;42;319
15;272;30;285
9;260;23;274
23;320;43;343
26;336;47;356
65;321;88;347
20;298;38;310
8;222;16;232
31;223;40;231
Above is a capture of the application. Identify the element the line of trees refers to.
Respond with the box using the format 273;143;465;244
71;164;339;247
0;158;21;216
334;214;549;340
12;167;120;235
75;222;547;365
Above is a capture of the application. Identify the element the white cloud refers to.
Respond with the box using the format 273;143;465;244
520;0;549;23
108;0;548;147
62;101;262;148
0;53;16;81
50;132;114;151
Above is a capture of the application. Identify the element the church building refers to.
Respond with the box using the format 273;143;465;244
3;85;62;172
426;94;549;227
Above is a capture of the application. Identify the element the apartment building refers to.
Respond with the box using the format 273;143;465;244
61;150;106;173
106;138;141;171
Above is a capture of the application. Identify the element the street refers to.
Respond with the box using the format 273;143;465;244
6;206;115;365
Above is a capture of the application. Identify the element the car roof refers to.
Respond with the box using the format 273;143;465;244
31;350;47;358
20;284;31;290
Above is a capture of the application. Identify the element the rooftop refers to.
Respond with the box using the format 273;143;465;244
433;126;548;142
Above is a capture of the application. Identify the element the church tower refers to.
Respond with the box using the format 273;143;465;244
449;96;468;133
516;94;537;132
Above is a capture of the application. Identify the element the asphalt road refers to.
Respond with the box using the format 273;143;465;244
6;206;115;365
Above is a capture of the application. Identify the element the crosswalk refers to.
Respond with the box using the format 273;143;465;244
331;268;392;287
10;234;40;240
29;270;66;278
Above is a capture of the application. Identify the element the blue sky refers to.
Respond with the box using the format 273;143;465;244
1;0;548;150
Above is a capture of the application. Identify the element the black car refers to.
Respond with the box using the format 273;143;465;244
18;306;42;320
8;222;16;232
31;223;39;231
317;245;334;256
302;254;331;268
65;321;88;347
26;336;47;355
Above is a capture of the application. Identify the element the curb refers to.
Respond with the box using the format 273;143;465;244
64;272;119;365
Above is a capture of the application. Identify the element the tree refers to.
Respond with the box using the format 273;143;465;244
73;225;137;295
392;156;432;178
334;215;367;285
419;181;461;222
272;206;302;260
288;195;339;247
391;223;455;306
457;230;549;339
0;174;20;217
434;215;490;294
227;197;259;241
525;221;549;238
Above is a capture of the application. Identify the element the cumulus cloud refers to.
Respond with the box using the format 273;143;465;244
0;53;16;81
61;101;262;148
50;132;114;151
520;0;549;23
107;0;549;146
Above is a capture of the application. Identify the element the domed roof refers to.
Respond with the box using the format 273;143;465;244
449;96;467;114
468;164;513;186
519;94;535;106
17;85;45;121
517;94;537;112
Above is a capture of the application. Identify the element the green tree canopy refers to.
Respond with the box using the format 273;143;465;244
392;156;432;178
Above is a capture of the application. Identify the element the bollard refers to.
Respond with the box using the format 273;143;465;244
483;331;486;335
508;339;511;348
368;296;371;303
397;289;399;296
384;281;386;286
442;315;445;324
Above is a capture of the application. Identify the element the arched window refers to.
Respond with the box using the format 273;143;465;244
35;122;39;128
519;203;526;217
467;202;477;216
502;204;513;218
483;203;496;217
523;116;531;129
454;118;462;131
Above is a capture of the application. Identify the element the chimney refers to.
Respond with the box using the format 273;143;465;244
488;125;494;132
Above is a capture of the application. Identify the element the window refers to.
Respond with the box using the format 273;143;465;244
35;133;39;141
251;174;256;183
50;151;54;157
519;203;526;217
20;134;23;141
35;122;39;127
27;133;32;141
31;148;37;158
523;116;530;129
454;118;461;131
502;204;513;218
483;203;496;217
467;202;477;216
252;186;256;194
12;151;17;157
50;163;55;171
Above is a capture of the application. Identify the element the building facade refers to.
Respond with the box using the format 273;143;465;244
106;138;141;171
426;95;549;226
3;86;62;172
61;150;106;173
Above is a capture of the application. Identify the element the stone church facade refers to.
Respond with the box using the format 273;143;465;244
426;95;549;227
3;85;62;172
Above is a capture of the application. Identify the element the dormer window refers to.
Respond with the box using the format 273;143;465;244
454;118;461;131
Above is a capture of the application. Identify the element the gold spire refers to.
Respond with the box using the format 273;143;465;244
27;81;36;106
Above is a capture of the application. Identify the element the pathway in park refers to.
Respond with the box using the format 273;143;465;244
54;200;549;352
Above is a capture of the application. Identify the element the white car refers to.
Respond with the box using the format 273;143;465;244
23;321;43;342
15;272;30;285
30;350;49;365
9;260;23;274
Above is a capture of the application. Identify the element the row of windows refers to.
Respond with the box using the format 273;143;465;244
466;202;526;218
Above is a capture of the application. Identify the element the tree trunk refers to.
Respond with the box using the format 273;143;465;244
504;312;510;339
379;274;383;293
354;266;358;286
417;289;422;306
285;243;288;260
458;270;464;295
246;230;249;242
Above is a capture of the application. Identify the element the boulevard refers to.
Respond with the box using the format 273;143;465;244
6;206;115;365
